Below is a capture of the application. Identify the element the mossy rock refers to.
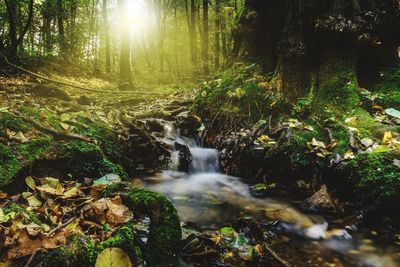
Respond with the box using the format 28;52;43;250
31;140;127;180
0;136;52;189
336;151;400;206
103;184;182;266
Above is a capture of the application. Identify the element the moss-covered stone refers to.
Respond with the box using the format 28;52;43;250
103;184;182;267
375;67;400;109
54;140;127;179
338;151;400;206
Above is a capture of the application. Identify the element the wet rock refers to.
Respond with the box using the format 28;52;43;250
174;141;192;172
301;185;337;213
176;112;202;137
29;84;71;101
143;119;166;133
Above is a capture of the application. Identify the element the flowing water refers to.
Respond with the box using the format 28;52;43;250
138;123;400;266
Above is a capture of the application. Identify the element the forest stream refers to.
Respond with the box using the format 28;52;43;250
139;123;400;267
1;0;400;266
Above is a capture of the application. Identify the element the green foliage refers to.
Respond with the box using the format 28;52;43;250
193;64;281;126
317;70;361;112
346;152;400;204
375;67;400;109
59;140;127;179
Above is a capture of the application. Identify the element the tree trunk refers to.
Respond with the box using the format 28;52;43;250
189;0;198;67
214;0;221;69
118;0;134;90
102;0;111;73
4;0;34;61
57;0;66;56
201;0;209;74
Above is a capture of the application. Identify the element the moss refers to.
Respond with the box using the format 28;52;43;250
103;184;181;267
345;152;400;204
317;70;361;112
0;143;23;188
58;140;127;179
38;225;138;267
3;203;43;225
193;65;281;126
343;108;376;138
18;136;53;163
375;67;400;109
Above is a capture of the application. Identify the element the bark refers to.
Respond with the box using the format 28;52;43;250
102;0;111;73
214;0;221;69
118;0;134;90
201;0;209;73
189;0;198;66
4;0;34;61
56;0;66;56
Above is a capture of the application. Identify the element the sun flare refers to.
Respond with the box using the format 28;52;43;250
123;0;153;36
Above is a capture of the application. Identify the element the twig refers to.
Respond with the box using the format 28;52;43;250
3;57;167;95
46;217;75;236
12;110;91;142
264;244;292;267
24;248;40;267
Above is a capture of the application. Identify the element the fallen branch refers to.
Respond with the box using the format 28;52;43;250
46;217;75;236
264;244;292;267
24;249;41;267
12;110;91;142
4;57;167;95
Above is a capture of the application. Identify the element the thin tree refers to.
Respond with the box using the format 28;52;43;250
102;0;111;73
201;0;209;73
118;0;134;90
214;0;221;69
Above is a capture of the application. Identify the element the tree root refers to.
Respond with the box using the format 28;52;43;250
4;57;167;95
11;110;91;142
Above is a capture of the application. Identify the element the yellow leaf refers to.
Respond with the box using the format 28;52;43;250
382;131;393;144
25;176;36;190
95;247;132;267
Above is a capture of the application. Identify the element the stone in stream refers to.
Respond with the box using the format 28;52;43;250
301;184;338;213
174;141;192;172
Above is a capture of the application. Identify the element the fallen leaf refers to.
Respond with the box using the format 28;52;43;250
25;176;36;190
382;131;393;144
95;247;132;267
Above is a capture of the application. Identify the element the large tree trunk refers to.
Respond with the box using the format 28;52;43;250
201;0;209;74
118;0;134;90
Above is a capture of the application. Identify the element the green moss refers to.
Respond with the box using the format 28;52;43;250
3;203;43;225
193;65;281;126
58;140;127;179
317;70;361;112
375;67;400;109
343;108;376;138
103;185;181;267
0;143;22;188
18;136;53;163
345;152;400;204
38;225;138;267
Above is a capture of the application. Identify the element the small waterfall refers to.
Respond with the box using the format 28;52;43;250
189;147;220;173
